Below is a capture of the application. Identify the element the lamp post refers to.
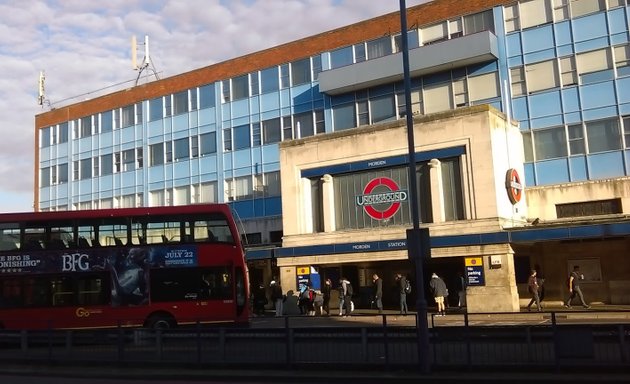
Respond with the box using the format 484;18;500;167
399;0;430;373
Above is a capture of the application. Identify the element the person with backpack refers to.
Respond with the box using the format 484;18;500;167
565;265;590;309
340;277;353;317
429;272;448;316
396;273;409;315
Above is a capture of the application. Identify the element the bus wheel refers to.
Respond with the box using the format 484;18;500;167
146;314;175;330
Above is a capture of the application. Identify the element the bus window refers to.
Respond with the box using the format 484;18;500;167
76;274;109;306
0;224;19;251
146;220;181;244
23;277;51;307
150;267;233;302
192;219;233;244
49;225;73;249
1;278;23;308
22;227;45;251
51;277;75;307
130;221;145;245
98;222;128;247
77;225;98;247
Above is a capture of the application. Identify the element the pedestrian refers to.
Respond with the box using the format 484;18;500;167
565;265;590;309
395;273;408;315
429;273;448;316
252;282;267;316
313;289;324;316
322;278;332;315
526;269;542;312
298;283;309;315
457;271;467;309
534;264;545;303
372;273;383;313
340;277;353;317
270;279;284;317
337;283;345;316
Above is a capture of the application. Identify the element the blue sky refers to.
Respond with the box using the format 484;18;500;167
0;0;427;213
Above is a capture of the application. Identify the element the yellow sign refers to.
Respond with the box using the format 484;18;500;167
465;257;483;267
297;266;310;275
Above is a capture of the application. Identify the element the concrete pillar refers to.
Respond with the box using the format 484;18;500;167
301;177;313;233
321;174;336;232
466;250;520;313
429;158;445;223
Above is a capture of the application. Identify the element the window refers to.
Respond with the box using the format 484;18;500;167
310;178;324;233
174;138;189;161
567;124;585;154
294;111;314;138
312;55;322;80
191;136;199;158
228;176;253;201
282;116;293;141
424;82;452;113
58;163;68;183
614;44;630;77
114;153;121;173
165;141;173;163
190;89;198;111
504;4;519;32
453;78;468;107
101;154;113;175
332;103;356;131
468;72;499;102
92;157;99;177
577;48;613;84
357;100;369;126
394;30;420;52
449;19;463;38
519;0;552;29
223;128;232;151
200;132;217;155
315;109;325;134
262;118;281;144
151;267;232;302
59;122;68;143
291;58;311;86
441;157;465;221
526;60;559;93
570;0;606;18
250;72;259;96
137;148;143;169
280;64;290;88
371;94;396;123
354;43;366;62
330;46;354;69
261;67;279;93
522;132;534;162
264;171;281;196
199;84;216;109
40;167;50;187
174;186;191;206
624;116;630;148
233;125;250;150
164;95;172;117
560;56;578;86
553;0;570;21
199;182;218;203
80;116;92;138
511;67;526;96
397;89;423;117
421;22;447;45
121;105;134;128
80;158;91;180
366;36;392;59
173;90;188;115
222;79;230;102
231;75;249;101
150;143;164;166
149;97;163;121
252;122;261;146
586;118;622;153
463;10;494;33
534;127;568;160
101;111;113;133
41;127;51;148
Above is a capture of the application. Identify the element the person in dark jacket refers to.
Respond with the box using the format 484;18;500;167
429;273;448;316
396;273;408;315
322;278;332;315
252;282;267;316
372;273;383;313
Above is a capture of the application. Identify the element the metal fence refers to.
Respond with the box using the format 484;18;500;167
0;311;628;371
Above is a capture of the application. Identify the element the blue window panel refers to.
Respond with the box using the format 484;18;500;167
535;159;570;185
199;124;216;134
172;114;188;132
232;116;249;127
199;155;217;174
588;152;625;179
173;161;190;179
524;48;556;65
508;56;523;67
294;102;312;114
147;120;163;138
293;84;313;105
424;71;451;86
261;93;280;112
522;25;554;54
222;154;233;172
575;36;610;54
582;105;618;121
530;115;563;129
511;97;529;121
231;99;249;118
190;160;199;176
625;150;630;174
573;13;608;43
250;96;260;115
261;109;280;121
609;8;628;35
263;162;280;173
561;87;581;113
331;93;354;105
232;166;250;178
198;107;216;126
581;82;617;110
506;33;522;57
554;21;572;46
148;165;165;183
556;45;574;57
617;77;630;103
564;111;582;124
489;100;502;111
281;89;291;107
232;200;255;219
265;196;282;216
467;61;498;76
261;144;279;164
568;156;588;181
233;150;252;169
312;84;324;101
529;90;562;118
620;102;630;115
519;119;530;130
189;111;198;128
581;69;614;84
618;66;630;78
252;198;264;217
611;32;629;45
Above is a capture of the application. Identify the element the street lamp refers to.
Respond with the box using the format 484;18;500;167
399;0;430;373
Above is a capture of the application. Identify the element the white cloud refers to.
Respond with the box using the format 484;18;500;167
0;0;428;212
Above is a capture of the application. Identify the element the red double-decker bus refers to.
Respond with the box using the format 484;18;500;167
0;204;249;329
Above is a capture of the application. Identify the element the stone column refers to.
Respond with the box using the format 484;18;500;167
465;248;520;313
429;158;445;223
321;174;336;232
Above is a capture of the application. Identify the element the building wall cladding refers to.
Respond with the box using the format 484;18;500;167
34;0;511;129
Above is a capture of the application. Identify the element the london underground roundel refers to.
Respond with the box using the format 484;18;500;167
355;177;408;220
505;168;523;205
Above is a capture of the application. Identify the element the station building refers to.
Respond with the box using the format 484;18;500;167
35;0;630;311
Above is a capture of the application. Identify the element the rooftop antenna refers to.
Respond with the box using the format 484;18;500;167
132;35;160;85
37;70;51;109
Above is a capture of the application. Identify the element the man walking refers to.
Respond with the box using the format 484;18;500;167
429;273;448;316
526;269;542;312
396;273;408;315
372;273;383;314
565;265;590;309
